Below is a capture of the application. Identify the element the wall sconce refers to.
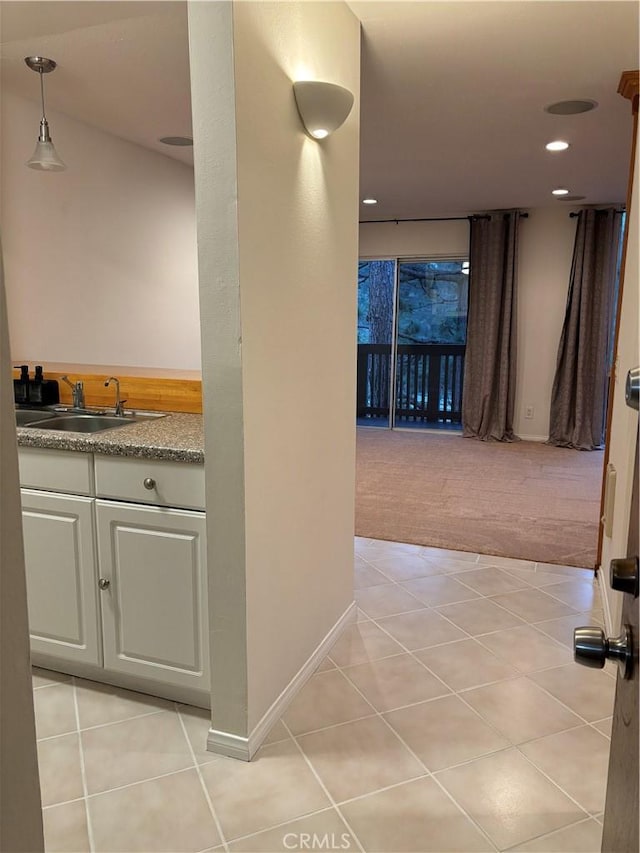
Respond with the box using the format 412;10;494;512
293;81;354;140
24;56;66;171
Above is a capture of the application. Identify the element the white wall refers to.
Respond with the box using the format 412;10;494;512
189;0;360;750
188;0;248;742
360;218;469;259
359;208;577;439
233;0;360;733
514;208;576;438
1;92;201;370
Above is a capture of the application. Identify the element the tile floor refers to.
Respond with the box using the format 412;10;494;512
35;538;613;852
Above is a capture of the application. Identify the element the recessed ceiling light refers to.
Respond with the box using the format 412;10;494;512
544;100;597;115
552;188;570;196
159;136;193;146
362;198;378;205
545;140;570;151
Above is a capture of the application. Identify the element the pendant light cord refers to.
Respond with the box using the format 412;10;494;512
39;70;46;120
25;55;66;169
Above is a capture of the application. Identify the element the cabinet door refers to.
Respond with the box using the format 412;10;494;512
96;500;209;691
21;489;101;666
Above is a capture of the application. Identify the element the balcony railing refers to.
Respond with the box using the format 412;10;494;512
357;343;465;424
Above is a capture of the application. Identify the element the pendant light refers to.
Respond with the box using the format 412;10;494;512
24;56;66;171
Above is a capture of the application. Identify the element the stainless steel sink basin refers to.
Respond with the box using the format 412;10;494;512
16;406;166;433
15;409;65;427
31;414;143;433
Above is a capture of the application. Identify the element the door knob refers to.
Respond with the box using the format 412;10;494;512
98;578;110;590
610;556;639;597
574;625;633;679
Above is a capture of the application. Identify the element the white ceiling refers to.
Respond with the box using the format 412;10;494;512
353;0;639;219
1;1;638;212
0;2;194;166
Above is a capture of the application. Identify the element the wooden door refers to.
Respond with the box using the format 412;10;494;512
597;71;638;567
22;489;101;666
95;500;209;692
601;436;639;852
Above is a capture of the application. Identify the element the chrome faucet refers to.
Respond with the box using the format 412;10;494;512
104;377;127;417
60;375;85;409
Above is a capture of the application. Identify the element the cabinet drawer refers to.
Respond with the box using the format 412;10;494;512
19;448;93;496
95;456;205;510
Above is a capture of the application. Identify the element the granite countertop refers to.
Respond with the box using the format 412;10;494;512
17;412;204;463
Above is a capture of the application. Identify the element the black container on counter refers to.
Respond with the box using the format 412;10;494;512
13;364;30;404
14;364;60;406
30;365;60;405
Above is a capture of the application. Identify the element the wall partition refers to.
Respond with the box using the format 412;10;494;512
357;257;469;430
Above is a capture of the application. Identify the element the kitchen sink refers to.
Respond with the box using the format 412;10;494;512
15;409;66;427
33;414;141;433
16;408;166;433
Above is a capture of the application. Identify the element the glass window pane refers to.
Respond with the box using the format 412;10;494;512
357;260;395;427
394;259;468;430
397;261;468;345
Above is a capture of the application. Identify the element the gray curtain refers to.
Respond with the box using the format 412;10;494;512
548;208;624;450
462;212;520;441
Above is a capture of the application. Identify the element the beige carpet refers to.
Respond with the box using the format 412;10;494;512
356;429;604;568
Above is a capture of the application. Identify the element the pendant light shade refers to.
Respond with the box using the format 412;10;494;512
293;81;354;140
24;56;66;172
27;134;66;172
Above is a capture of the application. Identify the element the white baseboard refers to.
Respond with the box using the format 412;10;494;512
207;600;357;761
206;728;254;761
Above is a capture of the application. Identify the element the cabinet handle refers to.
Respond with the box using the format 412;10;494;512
98;578;110;590
143;477;156;490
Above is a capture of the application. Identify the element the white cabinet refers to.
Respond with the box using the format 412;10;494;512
19;447;210;704
21;489;101;666
95;455;205;510
19;447;93;495
96;500;209;692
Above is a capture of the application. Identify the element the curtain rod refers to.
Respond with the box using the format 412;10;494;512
360;216;469;224
569;208;625;218
360;213;529;225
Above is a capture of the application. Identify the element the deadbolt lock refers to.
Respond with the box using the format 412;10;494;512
610;557;639;597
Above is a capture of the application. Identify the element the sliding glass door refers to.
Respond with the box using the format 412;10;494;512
394;260;468;428
357;257;468;430
356;260;396;427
